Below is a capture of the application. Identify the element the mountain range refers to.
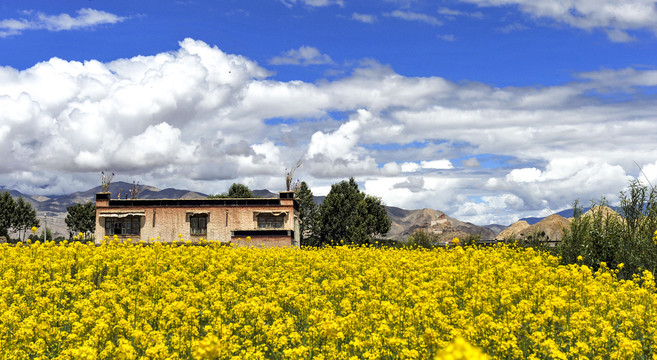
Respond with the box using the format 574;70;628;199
2;182;499;240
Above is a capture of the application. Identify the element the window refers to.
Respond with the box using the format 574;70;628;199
190;214;208;235
105;216;141;236
257;213;285;229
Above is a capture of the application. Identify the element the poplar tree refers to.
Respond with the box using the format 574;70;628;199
65;202;96;239
12;197;39;242
0;191;15;239
297;181;319;246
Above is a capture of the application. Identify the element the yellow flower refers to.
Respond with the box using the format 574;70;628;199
452;237;460;245
0;239;653;359
577;255;583;262
31;226;38;234
436;337;490;360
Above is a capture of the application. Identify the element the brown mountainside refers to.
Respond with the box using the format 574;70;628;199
386;207;497;242
497;214;571;243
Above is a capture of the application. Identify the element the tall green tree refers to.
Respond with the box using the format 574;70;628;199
12;197;40;242
318;178;391;245
65;202;96;239
208;183;254;198
297;181;319;246
0;191;15;239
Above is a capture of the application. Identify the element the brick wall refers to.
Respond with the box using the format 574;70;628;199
95;195;298;246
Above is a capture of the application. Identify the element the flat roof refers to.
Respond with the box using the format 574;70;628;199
103;198;298;210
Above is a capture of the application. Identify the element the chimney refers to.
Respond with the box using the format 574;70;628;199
279;191;295;199
96;192;110;207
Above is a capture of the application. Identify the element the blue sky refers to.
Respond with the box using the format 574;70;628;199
1;0;657;225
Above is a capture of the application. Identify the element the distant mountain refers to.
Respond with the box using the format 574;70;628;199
252;189;278;198
386;207;497;242
520;206;621;225
499;215;571;243
483;224;507;235
1;183;498;242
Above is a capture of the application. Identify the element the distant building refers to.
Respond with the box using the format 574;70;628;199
94;191;299;247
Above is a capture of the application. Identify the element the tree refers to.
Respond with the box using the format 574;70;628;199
228;183;253;198
38;227;53;241
408;229;440;248
297;181;319;246
0;191;15;239
318;178;391;245
12;197;39;242
208;183;254;198
65;202;96;240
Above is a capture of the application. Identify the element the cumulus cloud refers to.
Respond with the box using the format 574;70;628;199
385;10;442;26
487;158;633;212
0;8;126;37
1;38;657;224
270;46;334;66
459;0;657;41
305;109;379;177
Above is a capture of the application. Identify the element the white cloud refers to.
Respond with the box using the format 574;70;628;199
385;10;442;26
606;28;637;42
381;162;401;175
270;46;334;66
401;162;421;173
305;109;379;177
0;8;126;37
438;7;484;19
638;160;657;187
505;168;542;183
488;158;633;212
462;157;481;168
1;39;657;225
352;13;377;23
421;160;454;170
459;0;657;41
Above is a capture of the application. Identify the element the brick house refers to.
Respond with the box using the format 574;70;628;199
94;191;299;247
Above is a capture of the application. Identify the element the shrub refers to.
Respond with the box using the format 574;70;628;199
408;229;440;248
559;180;657;279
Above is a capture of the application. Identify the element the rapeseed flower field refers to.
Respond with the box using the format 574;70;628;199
0;241;655;359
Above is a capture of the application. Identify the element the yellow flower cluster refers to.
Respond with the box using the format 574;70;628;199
0;242;655;359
